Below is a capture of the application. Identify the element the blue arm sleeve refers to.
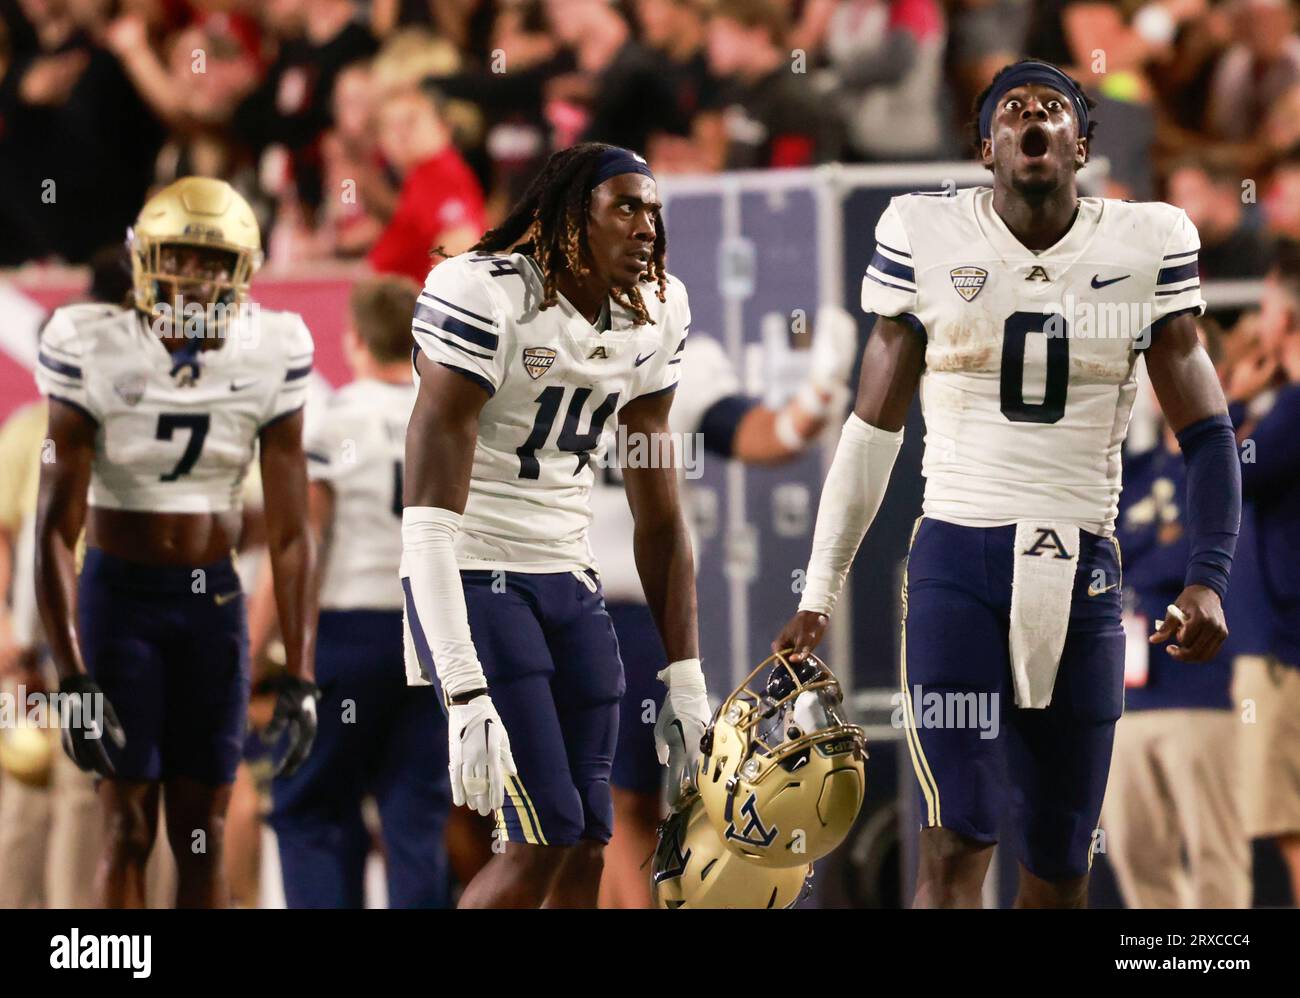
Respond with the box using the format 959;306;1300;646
1175;413;1242;599
698;394;760;458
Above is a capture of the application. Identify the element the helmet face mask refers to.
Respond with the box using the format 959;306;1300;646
129;178;263;337
651;790;812;909
697;651;867;868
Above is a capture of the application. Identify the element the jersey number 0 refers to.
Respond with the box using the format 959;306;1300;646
1000;311;1069;424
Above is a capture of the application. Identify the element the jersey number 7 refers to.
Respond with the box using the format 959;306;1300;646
156;413;210;481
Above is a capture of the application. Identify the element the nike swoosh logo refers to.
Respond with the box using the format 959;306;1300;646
214;591;241;606
1090;274;1130;289
230;379;258;392
483;718;492;755
634;351;655;367
1087;582;1119;597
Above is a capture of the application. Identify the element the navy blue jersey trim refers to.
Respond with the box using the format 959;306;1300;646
424;293;498;329
1136;306;1202;352
259;404;304;432
1162;249;1198;261
437;362;496;397
629;381;678;404
285;364;312;382
1157;261;1199;285
866;271;916;293
1155;285;1200;297
414;301;499;350
38;351;82;379
48;394;98;427
430;332;494;361
876;240;911;260
868;251;916;284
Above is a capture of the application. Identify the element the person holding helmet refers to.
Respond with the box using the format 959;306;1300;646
33;177;321;909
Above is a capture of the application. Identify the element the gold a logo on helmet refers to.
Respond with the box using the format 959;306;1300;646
523;347;556;380
696;650;867;868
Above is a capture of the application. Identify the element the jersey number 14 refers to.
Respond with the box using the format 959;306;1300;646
518;386;620;479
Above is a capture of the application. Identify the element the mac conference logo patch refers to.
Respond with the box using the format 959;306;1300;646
523;347;556;380
949;266;988;302
113;373;147;406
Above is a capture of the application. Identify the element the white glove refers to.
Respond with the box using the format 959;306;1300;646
654;659;711;800
761;312;812;409
448;694;517;816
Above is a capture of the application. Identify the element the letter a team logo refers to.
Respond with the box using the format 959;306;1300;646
949;266;987;302
522;347;556;380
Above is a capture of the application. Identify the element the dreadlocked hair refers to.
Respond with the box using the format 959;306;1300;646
468;143;668;325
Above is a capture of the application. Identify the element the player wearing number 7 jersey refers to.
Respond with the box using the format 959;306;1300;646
774;60;1243;907
401;143;708;908
33;178;320;908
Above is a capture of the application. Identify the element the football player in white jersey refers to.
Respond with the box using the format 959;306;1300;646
268;275;452;908
401;143;709;908
33;178;320;908
775;60;1242;907
591;316;859;907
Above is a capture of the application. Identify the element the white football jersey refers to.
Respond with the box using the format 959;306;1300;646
588;334;743;602
35;303;314;513
412;251;688;572
861;187;1205;535
306;378;416;611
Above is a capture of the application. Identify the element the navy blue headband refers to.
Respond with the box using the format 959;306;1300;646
589;147;655;191
978;62;1089;142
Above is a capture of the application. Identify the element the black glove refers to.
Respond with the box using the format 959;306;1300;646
262;675;321;777
58;674;126;777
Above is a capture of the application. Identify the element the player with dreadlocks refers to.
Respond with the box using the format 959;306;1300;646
400;143;709;907
468;143;670;325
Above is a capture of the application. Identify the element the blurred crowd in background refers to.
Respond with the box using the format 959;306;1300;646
1;0;1299;281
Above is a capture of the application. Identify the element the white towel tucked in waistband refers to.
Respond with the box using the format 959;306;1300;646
1009;522;1080;709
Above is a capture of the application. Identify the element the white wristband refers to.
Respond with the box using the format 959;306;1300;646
797;413;903;616
400;506;486;696
774;407;806;452
657;658;706;694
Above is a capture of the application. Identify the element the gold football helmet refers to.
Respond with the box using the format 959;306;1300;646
651;790;812;909
696;651;866;868
128;177;262;315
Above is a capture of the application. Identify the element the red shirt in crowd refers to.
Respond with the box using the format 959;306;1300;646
368;147;487;284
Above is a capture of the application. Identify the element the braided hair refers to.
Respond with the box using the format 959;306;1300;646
468;143;668;325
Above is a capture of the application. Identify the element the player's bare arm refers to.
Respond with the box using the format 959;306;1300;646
403;352;488;512
774;314;925;660
402;352;516;818
258;408;323;776
34;398;125;774
619;388;698;664
259;408;318;683
619;384;709;797
34;399;95;682
1143;311;1241;662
